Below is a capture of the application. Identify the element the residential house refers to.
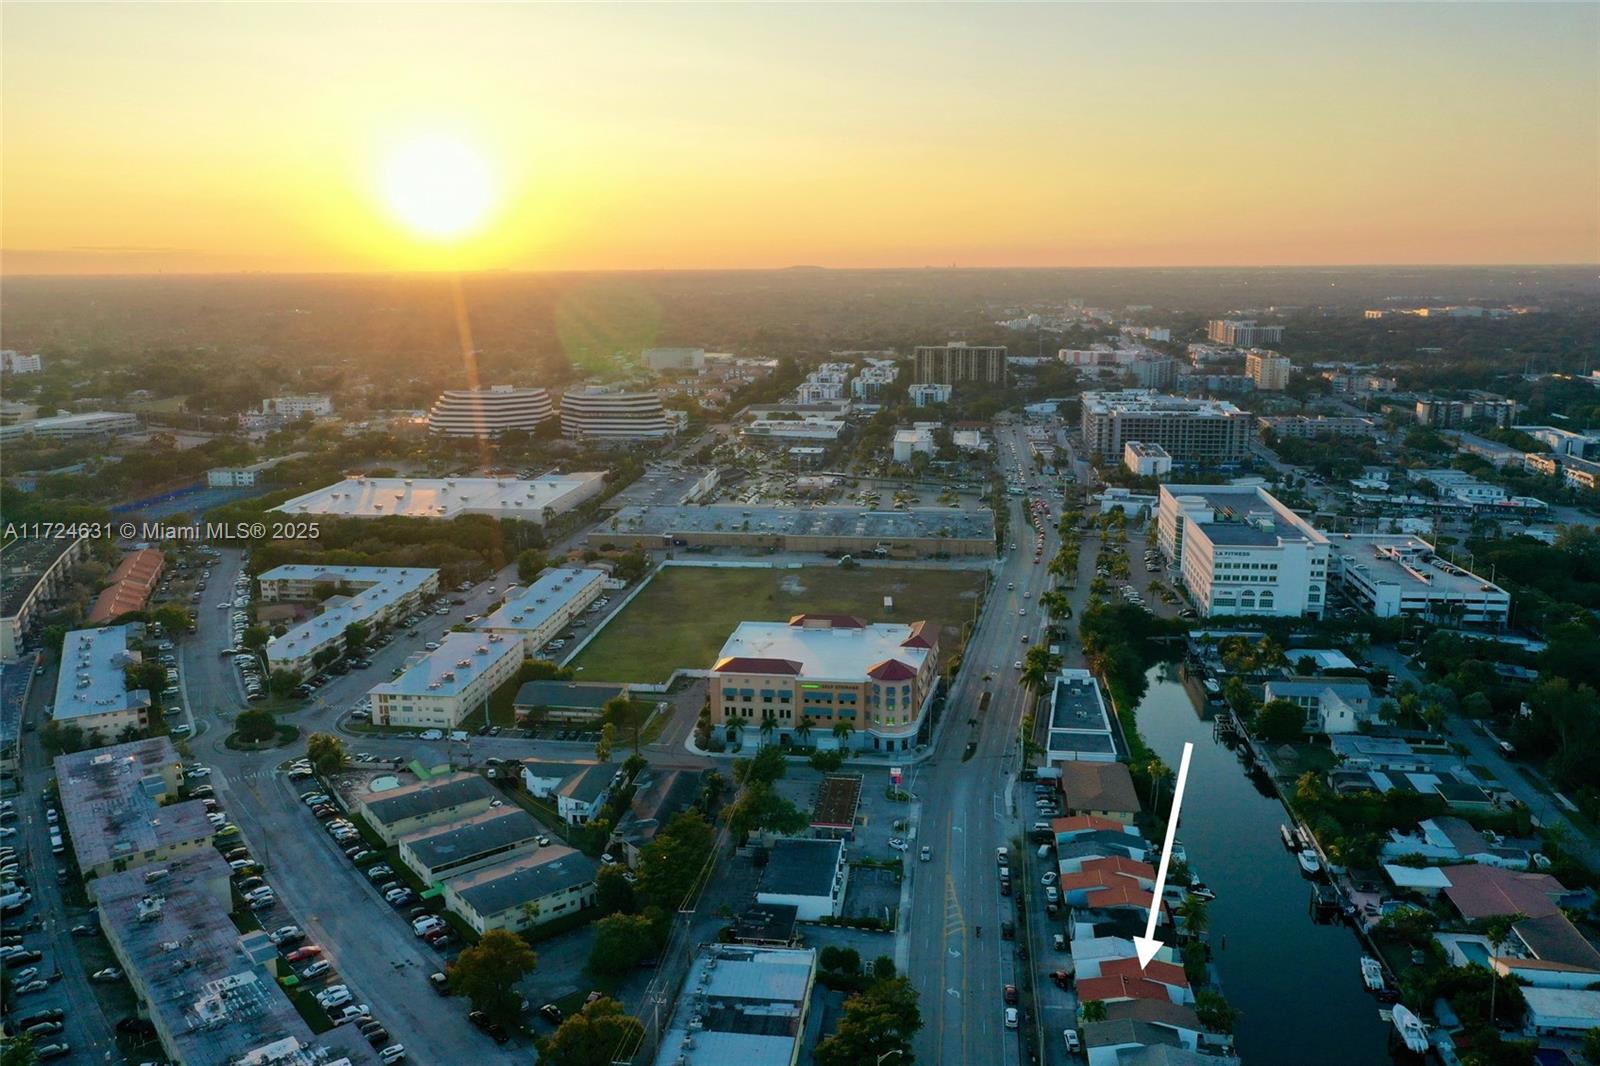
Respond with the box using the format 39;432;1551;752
1383;817;1531;869
1057;762;1142;824
1442;863;1575;922
1262;676;1374;734
360;771;498;845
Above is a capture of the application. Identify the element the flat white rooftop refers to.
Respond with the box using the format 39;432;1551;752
271;472;604;521
262;565;435;667
55;624;150;722
369;630;520;699
1326;534;1506;598
474;568;605;636
713;617;931;682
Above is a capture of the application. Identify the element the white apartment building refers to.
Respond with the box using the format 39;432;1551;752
909;383;952;407
260;394;334;418
428;386;553;437
261;565;438;678
1325;534;1510;624
1123;441;1172;477
892;426;936;463
0;411;139;443
1245;350;1292;391
1;350;42;374
368;630;523;729
1079;391;1251;464
1258;415;1376;440
851;362;899;401
53;624;154;742
473;567;606;655
1158;484;1330;618
559;387;675;440
1207;320;1284;347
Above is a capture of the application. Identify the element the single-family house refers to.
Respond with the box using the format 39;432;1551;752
1057;762;1142;824
1262;676;1374;734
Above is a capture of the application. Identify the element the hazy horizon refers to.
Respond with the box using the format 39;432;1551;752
5;3;1596;276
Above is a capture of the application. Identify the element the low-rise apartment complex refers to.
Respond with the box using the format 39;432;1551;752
472;567;605;655
53;623;155;742
55;737;214;883
367;630;522;729
261;564;438;679
359;771;499;845
710;614;939;753
442;846;598;936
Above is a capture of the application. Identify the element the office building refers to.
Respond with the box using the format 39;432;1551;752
1123;442;1172;478
560;387;675;440
1207;320;1284;347
651;946;818;1066
273;471;605;523
443;845;598;935
893;425;936;463
367;630;523;729
644;347;706;372
0;410;139;442
399;805;542;882
757;837;848;921
427;385;552;437
1157;485;1330;618
913;342;1007;385
55;738;213;882
710;614;939;753
596;504;995;558
360;771;500;845
94;851;362;1066
1079;391;1251;464
1244;350;1292;391
1;535;91;663
909;382;952;407
1326;534;1510;625
53;624;155;742
1045;670;1119;764
259;393;334;418
261;564;438;679
0;350;42;374
473;567;606;655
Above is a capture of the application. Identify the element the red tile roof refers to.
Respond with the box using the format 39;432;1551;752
866;659;917;682
88;548;165;624
1101;955;1189;988
899;620;936;649
1076;974;1171;1004
713;656;803;675
1085;882;1159;913
1051;815;1128;836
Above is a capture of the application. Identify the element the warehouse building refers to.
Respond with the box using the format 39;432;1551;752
272;472;605;524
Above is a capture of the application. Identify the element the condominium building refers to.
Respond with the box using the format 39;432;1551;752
55;738;213;882
0;410;139;442
913;342;1007;385
399;805;543;881
0;350;42;374
851;362;899;401
473;567;606;655
1244;350;1292;391
1122;442;1172;478
443;846;598;935
367;630;523;729
1;535;90;663
710;614;939;753
559;387;675;440
1258;415;1376;439
1157;484;1331;618
273;472;605;524
1416;397;1518;429
1325;534;1510;624
1207;320;1284;347
427;385;553;437
909;383;952;407
259;393;334;418
1079;391;1251;464
53;624;155;742
260;564;438;678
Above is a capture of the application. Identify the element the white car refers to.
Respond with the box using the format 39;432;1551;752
423;642;440;651
1041;872;1058;886
269;925;302;944
379;1045;406;1063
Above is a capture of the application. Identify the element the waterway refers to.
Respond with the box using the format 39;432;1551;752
1134;662;1395;1065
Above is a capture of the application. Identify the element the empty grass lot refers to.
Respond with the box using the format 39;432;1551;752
571;565;986;684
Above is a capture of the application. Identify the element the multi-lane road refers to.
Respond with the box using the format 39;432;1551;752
908;421;1065;1066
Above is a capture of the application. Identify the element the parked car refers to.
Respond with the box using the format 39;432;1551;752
91;967;124;982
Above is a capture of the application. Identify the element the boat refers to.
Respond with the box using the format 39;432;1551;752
1280;824;1297;850
1391;1004;1429;1053
1361;956;1385;991
1297;849;1323;876
1187;882;1217;901
1295;825;1315;850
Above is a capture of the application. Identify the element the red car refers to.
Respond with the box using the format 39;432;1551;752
1003;984;1018;1005
286;946;322;962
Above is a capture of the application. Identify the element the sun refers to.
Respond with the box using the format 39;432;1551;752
380;135;495;239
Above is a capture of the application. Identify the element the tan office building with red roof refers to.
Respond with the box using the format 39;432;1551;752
710;614;938;753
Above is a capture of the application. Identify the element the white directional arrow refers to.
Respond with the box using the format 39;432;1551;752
1134;741;1194;970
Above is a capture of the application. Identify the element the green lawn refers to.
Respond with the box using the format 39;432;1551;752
570;565;986;684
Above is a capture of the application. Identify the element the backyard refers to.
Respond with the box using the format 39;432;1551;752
571;565;987;684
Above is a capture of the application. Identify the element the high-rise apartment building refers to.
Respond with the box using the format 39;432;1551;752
1244;350;1292;391
428;386;553;437
559;387;675;440
1079;390;1251;464
1207;320;1284;347
913;342;1007;385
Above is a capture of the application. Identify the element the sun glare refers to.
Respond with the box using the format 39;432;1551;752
380;135;495;239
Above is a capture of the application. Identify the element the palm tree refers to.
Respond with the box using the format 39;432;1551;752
1142;758;1169;820
1484;912;1526;1028
725;712;747;746
1176;894;1210;940
795;715;815;747
831;720;854;751
759;711;778;746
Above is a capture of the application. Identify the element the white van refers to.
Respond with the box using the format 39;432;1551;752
418;729;444;741
448;730;469;742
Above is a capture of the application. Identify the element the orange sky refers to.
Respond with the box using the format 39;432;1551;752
3;3;1596;274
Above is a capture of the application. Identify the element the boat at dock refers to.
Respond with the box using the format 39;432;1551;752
1295;825;1314;850
1297;849;1323;877
1390;1004;1429;1053
1187;882;1217;901
1280;824;1297;850
1361;956;1385;991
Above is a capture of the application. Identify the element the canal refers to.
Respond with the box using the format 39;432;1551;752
1134;663;1394;1065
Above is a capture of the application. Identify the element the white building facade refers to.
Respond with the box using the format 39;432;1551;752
428;386;553;437
1157;484;1330;618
